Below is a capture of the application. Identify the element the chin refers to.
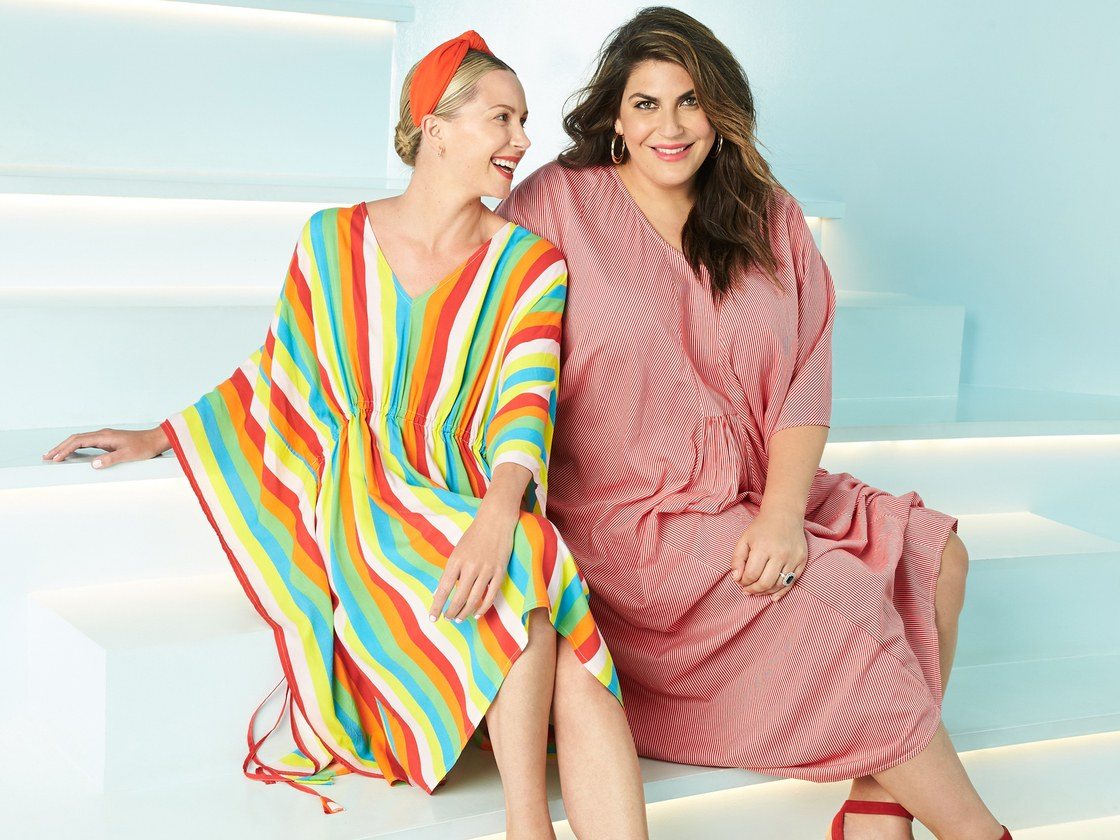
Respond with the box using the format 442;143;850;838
483;183;512;201
647;163;702;189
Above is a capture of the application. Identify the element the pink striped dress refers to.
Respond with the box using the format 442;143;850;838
497;162;959;781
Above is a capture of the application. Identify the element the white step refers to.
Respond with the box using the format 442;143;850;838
820;431;1120;544
14;291;966;430
3;201;850;430
26;575;278;791
1013;817;1120;839
0;425;182;490
1;5;397;188
831;291;965;425
0;476;227;719
0;194;392;301
953;513;1120;666
9;400;1119;491
24;535;1120;796
3;715;1115;840
944;654;1120;752
832;383;1120;441
522;732;1120;840
0;301;275;430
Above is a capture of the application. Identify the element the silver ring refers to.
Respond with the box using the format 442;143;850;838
778;570;796;586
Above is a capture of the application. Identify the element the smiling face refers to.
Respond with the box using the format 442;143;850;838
424;68;530;200
613;59;716;193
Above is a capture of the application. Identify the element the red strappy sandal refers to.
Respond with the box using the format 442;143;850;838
830;799;1014;839
830;800;914;839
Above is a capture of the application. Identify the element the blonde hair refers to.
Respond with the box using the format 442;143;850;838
394;49;515;166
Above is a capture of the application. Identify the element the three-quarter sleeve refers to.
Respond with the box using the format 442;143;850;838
771;198;836;437
483;252;567;514
161;212;334;572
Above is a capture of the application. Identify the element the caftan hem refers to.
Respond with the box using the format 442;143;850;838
165;415;619;804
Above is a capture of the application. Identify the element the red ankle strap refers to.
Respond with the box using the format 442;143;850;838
837;799;915;820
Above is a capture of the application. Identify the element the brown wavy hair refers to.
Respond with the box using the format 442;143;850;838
560;6;785;300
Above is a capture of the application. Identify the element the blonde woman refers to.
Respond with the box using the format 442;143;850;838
44;32;648;838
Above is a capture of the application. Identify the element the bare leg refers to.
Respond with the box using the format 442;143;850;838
840;532;974;839
552;638;649;839
484;608;559;840
872;722;1005;840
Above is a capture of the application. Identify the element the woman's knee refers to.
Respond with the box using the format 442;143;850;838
526;607;558;647
935;531;969;617
552;638;593;705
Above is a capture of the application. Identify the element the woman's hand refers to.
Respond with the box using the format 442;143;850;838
42;426;170;469
429;505;519;623
731;507;808;603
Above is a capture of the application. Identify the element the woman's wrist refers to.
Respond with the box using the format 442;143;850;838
476;496;522;528
145;425;171;457
758;499;806;522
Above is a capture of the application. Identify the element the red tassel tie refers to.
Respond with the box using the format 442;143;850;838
243;677;343;815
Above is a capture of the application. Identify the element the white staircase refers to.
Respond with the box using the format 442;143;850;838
2;1;1119;838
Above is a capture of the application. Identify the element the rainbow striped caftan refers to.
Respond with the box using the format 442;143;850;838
161;202;621;812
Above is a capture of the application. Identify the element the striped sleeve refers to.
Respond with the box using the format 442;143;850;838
772;198;836;437
159;213;334;631
483;252;567;514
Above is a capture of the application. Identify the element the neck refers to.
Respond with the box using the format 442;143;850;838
392;164;490;250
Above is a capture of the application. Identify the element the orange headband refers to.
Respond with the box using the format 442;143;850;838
409;30;494;126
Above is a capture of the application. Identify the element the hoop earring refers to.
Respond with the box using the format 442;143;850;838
611;133;626;165
714;134;723;157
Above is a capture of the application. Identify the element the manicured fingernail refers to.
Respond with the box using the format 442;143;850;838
454;618;462;624
92;459;102;469
474;614;480;619
429;614;437;622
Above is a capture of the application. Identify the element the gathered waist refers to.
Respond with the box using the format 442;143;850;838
340;400;478;440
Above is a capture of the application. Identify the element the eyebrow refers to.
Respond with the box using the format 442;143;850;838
489;103;529;116
628;90;696;102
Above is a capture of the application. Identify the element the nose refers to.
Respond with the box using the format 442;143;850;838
659;109;685;139
512;121;531;151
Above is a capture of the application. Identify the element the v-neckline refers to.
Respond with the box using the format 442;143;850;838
606;164;692;263
361;202;513;304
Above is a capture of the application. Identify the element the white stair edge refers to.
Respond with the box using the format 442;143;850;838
954;512;1120;559
836;289;964;310
166;0;416;22
0;167;408;203
7;423;1120;490
4;721;1116;839
0;286;280;307
829;421;1120;442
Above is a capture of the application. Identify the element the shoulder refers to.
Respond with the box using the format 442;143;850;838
504;160;603;209
299;205;354;240
502;224;566;274
769;187;804;226
767;188;816;260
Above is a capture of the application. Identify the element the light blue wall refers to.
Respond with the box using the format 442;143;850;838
394;1;1119;396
